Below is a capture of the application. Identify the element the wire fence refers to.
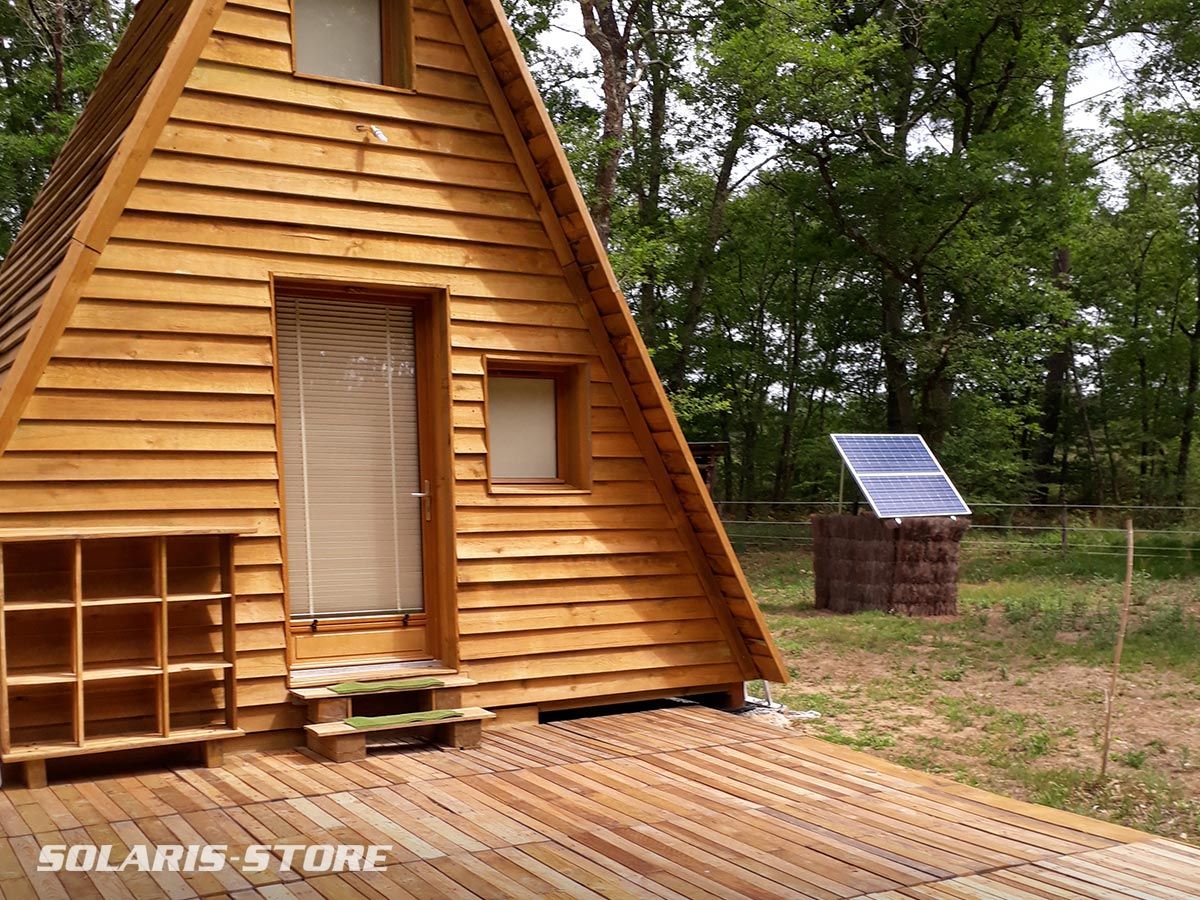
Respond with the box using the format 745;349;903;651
715;500;1200;565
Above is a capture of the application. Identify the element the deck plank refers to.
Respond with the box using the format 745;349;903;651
2;706;1197;898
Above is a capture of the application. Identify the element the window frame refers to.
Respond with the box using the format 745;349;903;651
483;355;592;494
290;0;415;92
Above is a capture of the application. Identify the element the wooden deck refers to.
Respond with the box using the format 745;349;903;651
1;705;1198;898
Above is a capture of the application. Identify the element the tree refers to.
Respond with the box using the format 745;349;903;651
0;0;133;257
720;0;1075;446
1032;2;1136;502
1074;160;1193;503
1122;0;1200;501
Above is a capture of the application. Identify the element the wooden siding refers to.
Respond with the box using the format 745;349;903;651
0;0;191;386
0;0;771;733
460;0;788;683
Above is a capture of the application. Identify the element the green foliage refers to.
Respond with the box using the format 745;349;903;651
820;724;896;751
506;0;1200;510
665;383;731;425
0;2;134;257
1116;749;1149;769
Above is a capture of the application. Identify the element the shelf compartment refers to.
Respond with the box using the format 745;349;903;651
7;683;75;748
83;603;158;668
5;607;73;682
2;540;73;608
169;670;231;732
81;537;156;602
167;600;226;661
83;675;160;741
166;536;225;597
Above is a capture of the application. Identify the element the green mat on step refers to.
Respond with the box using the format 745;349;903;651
345;709;464;729
327;677;445;695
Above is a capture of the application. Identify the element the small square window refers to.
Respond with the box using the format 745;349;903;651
489;376;559;478
293;0;414;89
485;358;590;492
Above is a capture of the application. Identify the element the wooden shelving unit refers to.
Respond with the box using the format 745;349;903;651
0;527;248;785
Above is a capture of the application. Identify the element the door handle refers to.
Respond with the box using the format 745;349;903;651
411;480;431;521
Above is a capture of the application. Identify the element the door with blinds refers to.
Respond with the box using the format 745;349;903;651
277;296;429;664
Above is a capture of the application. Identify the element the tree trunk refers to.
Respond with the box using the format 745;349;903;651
51;1;65;112
1130;230;1153;502
633;3;668;341
664;114;752;390
773;263;810;502
1094;354;1121;503
1176;159;1200;504
921;370;955;448
1033;251;1072;499
719;416;734;505
579;0;632;248
1070;350;1104;504
1138;350;1152;501
880;272;916;431
1032;58;1074;501
917;285;962;447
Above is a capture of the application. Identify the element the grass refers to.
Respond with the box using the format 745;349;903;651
744;546;1200;845
960;528;1200;582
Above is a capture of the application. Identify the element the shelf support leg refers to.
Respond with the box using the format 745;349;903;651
201;740;224;768
155;537;169;737
0;546;9;756
21;759;47;789
72;540;83;746
221;535;238;731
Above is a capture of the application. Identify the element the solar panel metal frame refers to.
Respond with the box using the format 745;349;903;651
831;433;971;520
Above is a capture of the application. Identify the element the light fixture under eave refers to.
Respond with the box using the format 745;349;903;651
356;124;389;143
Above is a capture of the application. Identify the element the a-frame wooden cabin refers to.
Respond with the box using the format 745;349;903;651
0;0;786;783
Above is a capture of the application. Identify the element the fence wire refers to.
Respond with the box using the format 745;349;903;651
717;499;1200;560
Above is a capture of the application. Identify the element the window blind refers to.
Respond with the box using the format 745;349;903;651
277;297;424;618
293;0;384;85
489;376;559;478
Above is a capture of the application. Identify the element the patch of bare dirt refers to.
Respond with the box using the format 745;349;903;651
777;645;1200;841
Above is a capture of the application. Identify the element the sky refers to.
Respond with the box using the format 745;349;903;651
1069;35;1146;134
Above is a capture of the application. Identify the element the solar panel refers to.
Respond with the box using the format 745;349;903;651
831;434;970;520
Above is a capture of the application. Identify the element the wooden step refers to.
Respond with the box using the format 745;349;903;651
290;673;476;702
306;707;494;738
304;708;494;762
289;661;456;688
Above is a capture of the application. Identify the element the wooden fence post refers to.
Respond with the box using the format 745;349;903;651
1099;518;1134;781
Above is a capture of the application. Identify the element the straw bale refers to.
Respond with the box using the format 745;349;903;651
812;514;969;616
